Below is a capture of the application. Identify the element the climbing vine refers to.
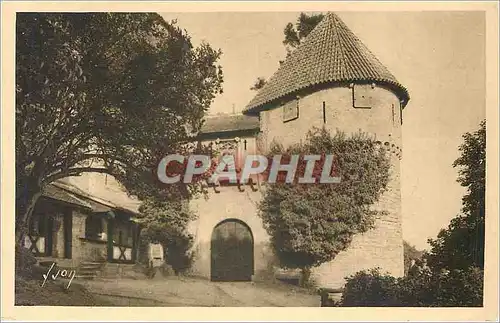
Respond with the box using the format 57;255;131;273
258;127;391;280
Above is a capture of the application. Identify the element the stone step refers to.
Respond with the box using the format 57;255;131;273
75;273;97;280
79;270;101;275
77;261;105;278
79;262;105;270
79;265;102;270
80;261;105;266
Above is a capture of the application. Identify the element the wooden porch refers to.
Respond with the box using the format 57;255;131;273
23;184;142;267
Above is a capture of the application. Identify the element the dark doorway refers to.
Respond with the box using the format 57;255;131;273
45;216;54;257
211;219;254;282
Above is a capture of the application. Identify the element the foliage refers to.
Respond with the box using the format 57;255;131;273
139;199;197;275
340;268;399;306
250;13;323;92
15;275;111;306
338;266;483;307
250;77;267;91
16;13;223;241
15;245;38;277
426;120;486;271
403;240;424;276
401;266;483;307
258;128;391;276
283;13;324;52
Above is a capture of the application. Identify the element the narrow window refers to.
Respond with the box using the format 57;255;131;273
85;215;103;240
322;101;326;123
400;102;403;125
391;104;395;125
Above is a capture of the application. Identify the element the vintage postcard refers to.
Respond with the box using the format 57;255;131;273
1;1;498;322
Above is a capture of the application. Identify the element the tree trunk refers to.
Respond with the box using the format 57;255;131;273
15;190;42;247
300;267;312;287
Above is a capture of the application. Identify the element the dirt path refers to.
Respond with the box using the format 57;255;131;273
83;276;320;307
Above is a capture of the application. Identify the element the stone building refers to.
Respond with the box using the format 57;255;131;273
188;12;410;288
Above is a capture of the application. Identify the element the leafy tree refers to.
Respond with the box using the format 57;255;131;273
249;13;323;92
403;240;424;276
138;200;197;275
16;13;223;244
426;120;486;271
250;77;267;91
258;128;391;285
283;13;324;53
339;266;483;307
334;121;486;307
340;268;399;307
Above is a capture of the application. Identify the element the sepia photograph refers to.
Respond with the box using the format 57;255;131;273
1;1;499;322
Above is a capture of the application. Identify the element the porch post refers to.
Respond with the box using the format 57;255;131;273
131;223;137;263
107;218;114;262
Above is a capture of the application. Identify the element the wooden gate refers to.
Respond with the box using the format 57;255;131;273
211;219;254;282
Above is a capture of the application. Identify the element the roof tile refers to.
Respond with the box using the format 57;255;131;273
199;114;259;134
244;12;410;113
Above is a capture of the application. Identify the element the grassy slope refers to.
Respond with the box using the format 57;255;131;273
15;275;115;306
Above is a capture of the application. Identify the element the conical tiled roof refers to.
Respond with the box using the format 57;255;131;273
244;12;410;114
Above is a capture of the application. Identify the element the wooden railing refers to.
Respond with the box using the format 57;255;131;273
111;244;133;262
24;235;47;256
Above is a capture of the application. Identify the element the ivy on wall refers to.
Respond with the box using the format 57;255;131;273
258;127;391;277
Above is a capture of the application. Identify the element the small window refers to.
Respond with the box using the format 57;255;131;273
322;101;326;123
392;104;395;125
282;98;299;122
352;84;374;109
400;102;403;125
85;214;103;240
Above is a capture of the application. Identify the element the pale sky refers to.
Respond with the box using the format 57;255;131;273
160;12;486;250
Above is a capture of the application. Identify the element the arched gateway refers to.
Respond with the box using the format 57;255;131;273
211;219;254;281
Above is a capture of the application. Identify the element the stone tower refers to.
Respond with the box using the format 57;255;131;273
242;12;410;288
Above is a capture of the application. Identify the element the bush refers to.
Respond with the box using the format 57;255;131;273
337;267;484;307
139;199;197;275
165;232;195;275
341;268;399;306
15;245;37;277
433;267;483;306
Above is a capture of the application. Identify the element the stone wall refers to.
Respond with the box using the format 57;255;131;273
259;85;402;151
54;214;66;258
71;209;108;265
188;184;275;280
312;151;403;288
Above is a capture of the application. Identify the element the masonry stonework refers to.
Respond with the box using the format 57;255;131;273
72;209;108;264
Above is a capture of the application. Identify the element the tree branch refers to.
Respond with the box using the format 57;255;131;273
41;167;113;187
